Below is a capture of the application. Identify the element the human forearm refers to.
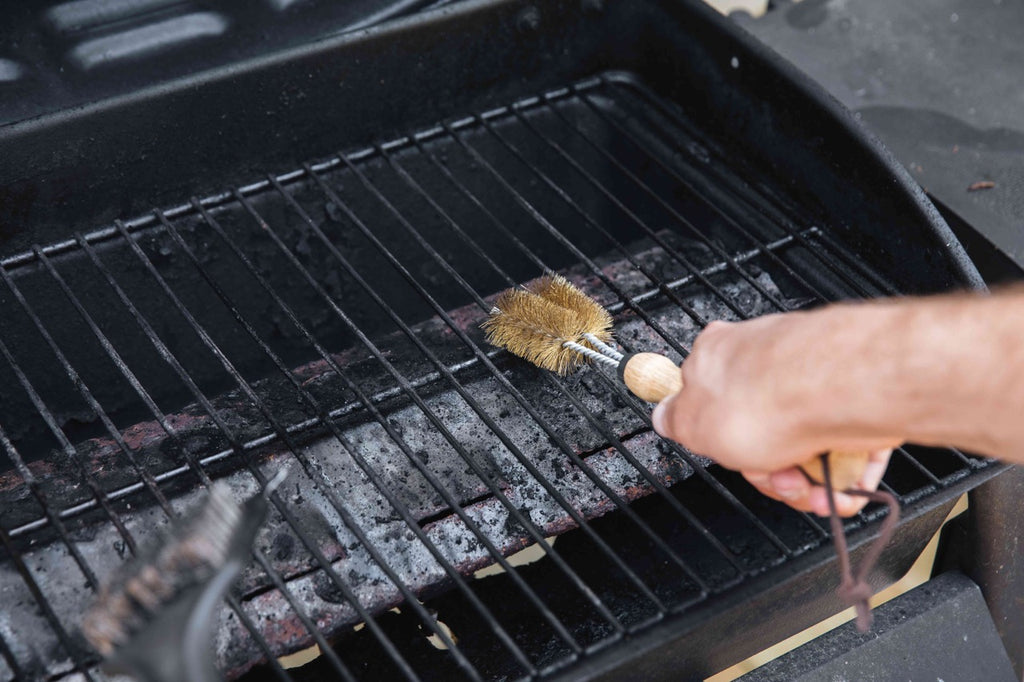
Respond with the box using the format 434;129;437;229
651;285;1024;514
864;287;1024;460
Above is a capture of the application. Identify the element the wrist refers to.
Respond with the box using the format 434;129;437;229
790;301;920;446
823;292;1010;456
894;293;1010;454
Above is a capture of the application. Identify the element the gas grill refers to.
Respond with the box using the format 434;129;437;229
0;1;1009;680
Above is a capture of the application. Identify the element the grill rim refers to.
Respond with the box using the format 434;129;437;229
0;0;992;679
545;462;1009;682
0;77;996;676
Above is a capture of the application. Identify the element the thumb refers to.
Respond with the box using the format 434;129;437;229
651;393;680;441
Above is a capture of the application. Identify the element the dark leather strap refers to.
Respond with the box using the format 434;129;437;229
820;453;901;633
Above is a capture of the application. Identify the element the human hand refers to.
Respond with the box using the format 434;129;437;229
651;311;904;516
738;450;893;517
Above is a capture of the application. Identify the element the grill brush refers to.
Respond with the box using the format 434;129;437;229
483;274;902;631
81;469;288;682
482;273;869;489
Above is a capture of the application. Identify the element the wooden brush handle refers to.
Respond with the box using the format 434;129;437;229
618;352;684;403
618;352;869;490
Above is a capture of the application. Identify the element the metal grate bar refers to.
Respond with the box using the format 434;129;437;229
0;268;140;558
405;129;770;572
379;143;747;585
379;142;715;594
0;629;23;680
543;88;905;537
224;592;296;682
238;560;356;682
108;218;426;680
0;442;96;680
894;446;942;486
0;74;991;682
536;98;798;311
520;97;839;540
602;77;900;299
0;411;101;587
474;116;693;355
225;191;587;660
0;350;104;586
274;168;639;632
600;233;809;313
0;128;796;549
0;630;21;681
949;448;977;469
148;210;487;679
511;105;792;318
192;195;562;671
322;152;670;619
565;88;837;311
32;247;175;513
445;122;796;558
40;241;356;682
570;81;954;523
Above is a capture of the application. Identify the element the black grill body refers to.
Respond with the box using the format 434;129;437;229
0;1;999;680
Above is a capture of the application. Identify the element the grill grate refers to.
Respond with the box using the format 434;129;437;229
0;73;994;681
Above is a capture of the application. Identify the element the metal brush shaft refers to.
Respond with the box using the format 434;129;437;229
562;340;620;369
582;333;623;361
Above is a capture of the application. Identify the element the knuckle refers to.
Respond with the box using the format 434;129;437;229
703;319;732;334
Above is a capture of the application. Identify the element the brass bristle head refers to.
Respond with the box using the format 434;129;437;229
482;274;613;375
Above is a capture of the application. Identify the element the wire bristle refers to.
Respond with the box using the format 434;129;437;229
81;484;243;657
530;275;613;332
482;274;614;375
